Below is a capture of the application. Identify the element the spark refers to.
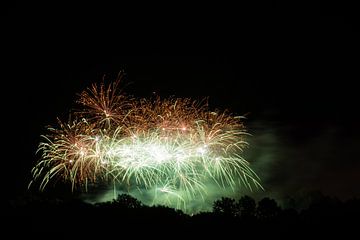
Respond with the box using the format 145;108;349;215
30;74;263;212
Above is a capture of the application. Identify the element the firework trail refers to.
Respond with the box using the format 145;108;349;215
30;73;263;212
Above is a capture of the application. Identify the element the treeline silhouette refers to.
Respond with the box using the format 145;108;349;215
4;192;359;238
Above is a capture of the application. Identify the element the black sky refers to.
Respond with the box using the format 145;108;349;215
2;2;359;200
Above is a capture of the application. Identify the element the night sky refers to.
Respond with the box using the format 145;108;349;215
2;2;359;202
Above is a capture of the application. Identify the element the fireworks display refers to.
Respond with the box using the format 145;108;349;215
30;74;262;212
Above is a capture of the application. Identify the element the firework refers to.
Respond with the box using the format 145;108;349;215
30;74;263;211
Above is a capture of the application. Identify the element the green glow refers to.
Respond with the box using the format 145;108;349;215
30;78;263;213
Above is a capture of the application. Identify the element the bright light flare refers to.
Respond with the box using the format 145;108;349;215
29;75;263;212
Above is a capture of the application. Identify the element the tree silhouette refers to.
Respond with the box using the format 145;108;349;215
213;197;236;216
237;195;256;219
257;197;281;220
113;194;142;208
5;192;360;237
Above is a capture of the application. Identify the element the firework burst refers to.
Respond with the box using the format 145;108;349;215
30;73;263;211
